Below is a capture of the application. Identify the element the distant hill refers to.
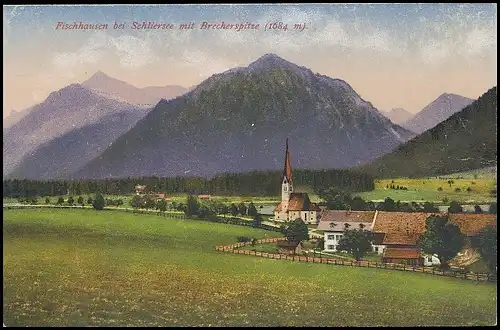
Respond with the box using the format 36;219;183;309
381;108;414;125
401;93;474;134
3;84;145;176
3;108;35;130
7;111;147;180
73;53;414;179
82;71;189;107
358;86;497;178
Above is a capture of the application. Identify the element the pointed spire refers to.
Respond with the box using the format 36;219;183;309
282;138;292;182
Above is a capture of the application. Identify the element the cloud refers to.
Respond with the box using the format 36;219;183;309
52;32;158;70
109;35;158;68
464;26;497;56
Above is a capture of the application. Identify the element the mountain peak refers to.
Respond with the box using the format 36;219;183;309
248;53;297;71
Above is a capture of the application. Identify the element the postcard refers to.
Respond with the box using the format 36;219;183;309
3;4;497;327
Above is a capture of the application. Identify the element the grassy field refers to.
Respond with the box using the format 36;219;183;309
4;208;497;326
355;177;496;203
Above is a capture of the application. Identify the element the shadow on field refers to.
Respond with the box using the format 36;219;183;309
3;222;177;248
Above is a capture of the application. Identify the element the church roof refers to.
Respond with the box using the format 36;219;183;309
281;139;292;182
274;193;321;212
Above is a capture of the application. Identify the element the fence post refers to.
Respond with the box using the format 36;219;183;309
403;264;405;271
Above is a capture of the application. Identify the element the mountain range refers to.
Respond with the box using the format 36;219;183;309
401;93;474;134
72;53;415;179
359;86;497;178
82;71;190;107
380;108;413;125
3;84;148;176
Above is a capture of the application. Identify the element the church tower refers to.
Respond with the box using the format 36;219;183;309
281;139;293;213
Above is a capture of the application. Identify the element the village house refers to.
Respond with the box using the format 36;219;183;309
315;210;497;267
135;185;147;195
273;139;321;224
371;211;446;266
316;210;376;252
198;195;212;200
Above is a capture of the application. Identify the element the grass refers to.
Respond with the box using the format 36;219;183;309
355;178;496;203
4;208;497;326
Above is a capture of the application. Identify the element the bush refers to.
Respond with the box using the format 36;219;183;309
57;197;65;205
236;236;252;243
466;187;472;192
45;197;51;204
92;193;105;210
437;187;443;192
454;188;461;192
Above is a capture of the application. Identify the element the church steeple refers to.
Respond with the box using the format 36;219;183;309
282;138;292;183
281;139;293;207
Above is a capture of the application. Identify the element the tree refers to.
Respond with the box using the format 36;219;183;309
423;202;439;213
238;202;247;216
130;195;143;210
471;226;497;273
77;196;84;205
230;203;239;217
280;218;309;244
185;195;200;217
45;197;51;204
448;201;463;213
92;193;105;210
378;197;396;211
318;187;352;210
316;237;325;250
157;199;167;217
57;197;64;205
247;202;258;217
417;215;465;268
144;195;156;210
252;214;262;227
220;204;229;217
350;196;368;211
474;205;483;214
488;203;497;214
67;196;74;205
337;227;373;261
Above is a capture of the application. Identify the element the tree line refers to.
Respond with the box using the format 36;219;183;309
3;169;374;198
318;187;497;214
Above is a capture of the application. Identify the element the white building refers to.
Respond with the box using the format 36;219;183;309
316;210;376;252
273;139;320;224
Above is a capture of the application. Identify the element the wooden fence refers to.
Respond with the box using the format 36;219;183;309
215;238;497;283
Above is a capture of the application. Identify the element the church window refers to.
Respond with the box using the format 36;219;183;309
284;186;287;191
327;234;335;240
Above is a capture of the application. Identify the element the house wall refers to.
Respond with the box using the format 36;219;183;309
423;254;441;266
323;231;344;251
372;244;386;255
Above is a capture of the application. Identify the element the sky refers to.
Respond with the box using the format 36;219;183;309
3;4;497;118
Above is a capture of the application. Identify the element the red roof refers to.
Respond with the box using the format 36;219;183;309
383;247;421;259
274;193;320;212
448;213;497;236
282;139;292;182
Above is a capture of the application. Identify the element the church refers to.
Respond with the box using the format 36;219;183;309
273;139;321;224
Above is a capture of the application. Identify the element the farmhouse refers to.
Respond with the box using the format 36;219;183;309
273;139;320;224
317;210;496;267
372;212;446;266
316;210;375;252
198;195;212;200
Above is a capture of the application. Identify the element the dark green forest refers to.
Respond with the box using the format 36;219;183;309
3;168;374;198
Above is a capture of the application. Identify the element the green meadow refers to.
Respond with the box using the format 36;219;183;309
355;177;496;203
3;208;497;326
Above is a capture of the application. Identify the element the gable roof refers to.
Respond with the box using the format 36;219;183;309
373;212;444;245
274;192;320;212
383;247;421;259
316;211;375;231
448;213;497;236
